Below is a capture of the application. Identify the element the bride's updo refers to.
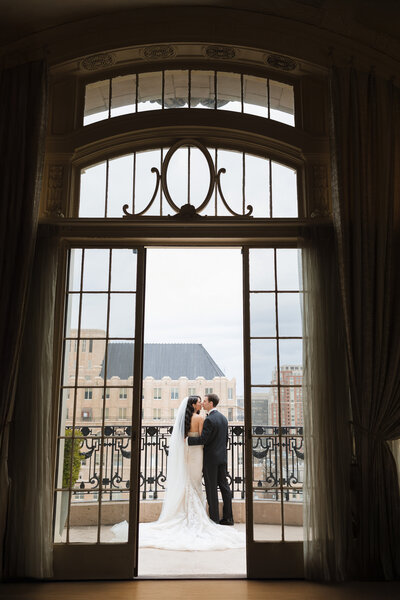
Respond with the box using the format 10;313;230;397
184;395;201;437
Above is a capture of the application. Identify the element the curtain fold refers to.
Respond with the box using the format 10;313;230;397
330;66;400;579
302;227;351;581
0;60;48;578
5;235;58;579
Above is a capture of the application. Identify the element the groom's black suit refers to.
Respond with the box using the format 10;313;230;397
188;409;233;523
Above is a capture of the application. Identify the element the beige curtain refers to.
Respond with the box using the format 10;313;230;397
0;60;47;578
302;228;351;581
331;66;400;579
5;235;58;578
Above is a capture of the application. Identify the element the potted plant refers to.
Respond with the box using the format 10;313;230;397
59;428;83;535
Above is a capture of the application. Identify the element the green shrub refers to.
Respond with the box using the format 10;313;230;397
62;429;83;488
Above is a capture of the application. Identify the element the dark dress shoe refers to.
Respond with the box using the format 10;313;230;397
219;518;234;526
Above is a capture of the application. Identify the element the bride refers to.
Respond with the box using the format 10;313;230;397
112;395;244;550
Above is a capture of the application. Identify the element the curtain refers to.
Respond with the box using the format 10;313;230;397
331;66;400;579
5;235;58;578
302;228;351;581
0;61;48;577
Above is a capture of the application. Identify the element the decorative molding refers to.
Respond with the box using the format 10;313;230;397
205;45;236;60
45;165;65;217
80;53;116;71
142;45;176;60
310;164;330;217
266;53;297;71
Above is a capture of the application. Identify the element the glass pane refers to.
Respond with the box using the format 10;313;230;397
62;340;75;386
101;490;130;543
134;149;161;215
276;248;300;290
217;71;241;112
217;149;243;215
250;293;276;337
278;293;302;337
111;74;136;117
269;80;295;126
109;294;136;338
80;293;108;335
105;341;134;381
271;161;297;218
65;294;80;337
190;146;212;210
76;337;106;384
68;491;99;543
82;249;110;291
279;386;303;428
164;70;188;108
250;339;277;385
251;386;274;427
245;154;270;218
278;340;302;381
111;249;137;291
68;249;82;292
54;491;71;542
166;146;188;207
243;75;268;117
84;80;110;125
249;248;275;291
137;71;162;111
253;490;282;541
107;154;134;218
79;161;107;217
191;70;215;108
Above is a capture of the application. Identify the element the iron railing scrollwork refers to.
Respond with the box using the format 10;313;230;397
66;424;303;502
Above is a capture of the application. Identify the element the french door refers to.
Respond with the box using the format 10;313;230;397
52;242;304;579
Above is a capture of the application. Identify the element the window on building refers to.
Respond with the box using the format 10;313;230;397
170;408;176;419
84;388;93;400
118;407;127;420
228;388;233;399
119;388;127;399
82;339;87;352
153;408;161;420
228;408;234;421
205;387;213;395
89;339;93;353
188;387;196;396
102;388;110;399
171;387;179;399
82;409;92;421
88;360;92;369
153;387;162;400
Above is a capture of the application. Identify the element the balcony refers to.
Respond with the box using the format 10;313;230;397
60;424;304;530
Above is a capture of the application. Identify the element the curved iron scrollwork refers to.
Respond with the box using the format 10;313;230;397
67;424;303;503
123;139;254;219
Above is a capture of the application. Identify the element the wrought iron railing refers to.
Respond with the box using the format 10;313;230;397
66;425;303;502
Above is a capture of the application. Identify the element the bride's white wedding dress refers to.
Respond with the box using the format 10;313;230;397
111;398;244;551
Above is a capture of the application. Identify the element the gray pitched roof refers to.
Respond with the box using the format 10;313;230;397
100;343;225;380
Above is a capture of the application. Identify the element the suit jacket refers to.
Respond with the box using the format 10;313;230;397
187;409;228;465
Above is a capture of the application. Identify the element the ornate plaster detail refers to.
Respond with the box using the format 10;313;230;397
205;45;236;60
80;53;116;71
310;165;331;217
45;165;65;217
266;54;297;71
142;45;176;59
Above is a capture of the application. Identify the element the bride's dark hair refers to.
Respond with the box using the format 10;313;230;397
184;396;201;437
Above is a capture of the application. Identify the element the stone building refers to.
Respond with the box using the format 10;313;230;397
65;330;239;425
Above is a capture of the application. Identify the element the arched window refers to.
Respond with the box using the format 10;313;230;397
46;42;330;580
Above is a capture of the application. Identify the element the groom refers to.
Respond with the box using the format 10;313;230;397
188;393;234;525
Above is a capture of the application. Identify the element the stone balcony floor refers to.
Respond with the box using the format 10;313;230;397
63;524;303;576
